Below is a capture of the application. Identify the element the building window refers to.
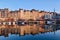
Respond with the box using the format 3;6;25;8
45;14;49;19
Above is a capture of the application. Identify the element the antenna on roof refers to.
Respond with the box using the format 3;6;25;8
53;8;57;15
54;8;55;12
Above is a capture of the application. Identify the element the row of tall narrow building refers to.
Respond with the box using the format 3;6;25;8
0;8;56;21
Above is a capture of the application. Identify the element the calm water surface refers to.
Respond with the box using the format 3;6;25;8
0;25;60;40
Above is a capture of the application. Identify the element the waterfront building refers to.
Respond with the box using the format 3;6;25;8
56;14;60;19
0;8;58;25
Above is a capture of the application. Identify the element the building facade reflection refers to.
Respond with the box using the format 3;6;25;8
0;25;59;37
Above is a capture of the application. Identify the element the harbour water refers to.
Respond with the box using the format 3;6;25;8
0;25;60;40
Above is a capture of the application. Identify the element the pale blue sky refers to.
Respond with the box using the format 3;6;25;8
0;0;59;12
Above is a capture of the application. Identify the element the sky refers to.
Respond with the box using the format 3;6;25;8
0;0;59;12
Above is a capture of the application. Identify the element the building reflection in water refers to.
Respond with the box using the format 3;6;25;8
0;24;60;37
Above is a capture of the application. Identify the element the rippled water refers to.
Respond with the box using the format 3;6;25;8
0;25;60;40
